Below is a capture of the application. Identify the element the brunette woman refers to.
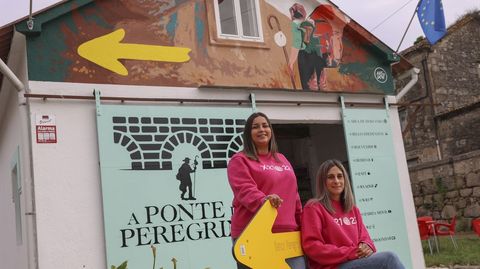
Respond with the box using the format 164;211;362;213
228;112;305;269
301;159;405;269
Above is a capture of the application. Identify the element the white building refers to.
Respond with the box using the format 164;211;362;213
0;0;422;268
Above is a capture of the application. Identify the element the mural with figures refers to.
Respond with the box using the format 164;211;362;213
18;0;398;94
96;104;252;269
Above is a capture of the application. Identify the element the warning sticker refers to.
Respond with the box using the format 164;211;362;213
36;115;57;143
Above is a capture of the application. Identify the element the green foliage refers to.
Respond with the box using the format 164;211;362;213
422;233;480;267
110;261;128;269
434;177;447;194
414;36;424;45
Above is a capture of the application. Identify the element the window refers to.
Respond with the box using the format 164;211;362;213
11;147;23;245
213;0;263;42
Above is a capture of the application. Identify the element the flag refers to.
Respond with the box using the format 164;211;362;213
417;0;446;44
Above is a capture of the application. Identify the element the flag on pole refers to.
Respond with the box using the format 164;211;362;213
417;0;446;44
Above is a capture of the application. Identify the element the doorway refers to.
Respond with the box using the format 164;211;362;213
273;123;348;204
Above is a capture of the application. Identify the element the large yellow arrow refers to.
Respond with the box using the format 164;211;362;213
77;28;191;76
233;202;304;269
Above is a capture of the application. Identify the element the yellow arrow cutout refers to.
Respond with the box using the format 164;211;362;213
77;28;191;76
233;202;304;269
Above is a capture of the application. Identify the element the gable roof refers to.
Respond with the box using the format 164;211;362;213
0;0;71;89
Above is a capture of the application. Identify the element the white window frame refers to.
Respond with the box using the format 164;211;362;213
212;0;264;42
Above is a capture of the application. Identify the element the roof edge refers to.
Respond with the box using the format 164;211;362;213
15;0;94;35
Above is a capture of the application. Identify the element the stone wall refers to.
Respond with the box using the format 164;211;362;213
396;12;480;230
410;150;480;230
397;12;480;163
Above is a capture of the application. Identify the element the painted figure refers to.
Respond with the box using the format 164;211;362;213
227;112;306;269
310;4;349;68
301;159;405;269
176;157;198;200
288;3;326;91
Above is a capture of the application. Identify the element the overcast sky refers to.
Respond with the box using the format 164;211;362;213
0;0;478;51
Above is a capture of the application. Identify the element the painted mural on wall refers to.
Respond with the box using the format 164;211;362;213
96;104;251;269
18;0;397;94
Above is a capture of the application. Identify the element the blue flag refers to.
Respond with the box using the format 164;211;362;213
417;0;446;44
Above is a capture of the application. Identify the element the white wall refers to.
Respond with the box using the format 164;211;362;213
0;32;29;269
27;81;424;268
0;85;29;269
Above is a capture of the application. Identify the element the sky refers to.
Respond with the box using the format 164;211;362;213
0;0;478;51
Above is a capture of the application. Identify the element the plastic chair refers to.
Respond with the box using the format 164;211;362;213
434;216;458;249
472;218;480;237
417;219;433;254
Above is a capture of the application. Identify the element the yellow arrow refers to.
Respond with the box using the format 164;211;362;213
233;202;304;269
77;28;191;76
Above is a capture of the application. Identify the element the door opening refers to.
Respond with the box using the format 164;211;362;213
273;123;348;204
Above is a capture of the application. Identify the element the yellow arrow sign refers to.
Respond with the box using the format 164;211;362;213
233;202;304;269
77;28;191;76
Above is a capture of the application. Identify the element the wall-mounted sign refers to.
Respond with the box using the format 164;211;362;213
342;107;412;268
35;114;57;144
374;67;388;84
96;104;251;269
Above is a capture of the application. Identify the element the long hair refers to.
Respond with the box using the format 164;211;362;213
308;159;354;213
241;112;279;162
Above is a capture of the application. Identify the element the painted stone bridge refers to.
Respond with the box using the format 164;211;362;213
112;116;245;170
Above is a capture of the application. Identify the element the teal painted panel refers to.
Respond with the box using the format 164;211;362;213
96;104;252;269
342;107;413;268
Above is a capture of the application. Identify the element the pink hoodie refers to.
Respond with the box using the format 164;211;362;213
227;152;302;238
301;200;376;269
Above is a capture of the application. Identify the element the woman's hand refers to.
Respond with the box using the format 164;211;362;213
265;194;283;208
356;242;373;259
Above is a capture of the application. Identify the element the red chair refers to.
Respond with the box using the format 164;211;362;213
434;216;458;249
471;218;480;237
417;219;433;254
417;216;433;222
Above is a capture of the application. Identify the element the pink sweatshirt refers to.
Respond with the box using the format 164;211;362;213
301;200;376;269
227;152;302;238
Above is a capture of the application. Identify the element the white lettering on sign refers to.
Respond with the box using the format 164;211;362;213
374;67;388;84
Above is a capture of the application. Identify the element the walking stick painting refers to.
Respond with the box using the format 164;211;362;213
193;155;199;198
268;15;297;90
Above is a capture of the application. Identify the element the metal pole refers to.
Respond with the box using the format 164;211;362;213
396;0;422;53
0;59;25;92
193;155;199;198
24;93;438;107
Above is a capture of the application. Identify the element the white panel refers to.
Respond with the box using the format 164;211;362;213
26;81;423;268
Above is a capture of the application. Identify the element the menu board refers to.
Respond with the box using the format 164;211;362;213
342;107;412;269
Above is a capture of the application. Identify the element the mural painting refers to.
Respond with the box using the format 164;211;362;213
97;104;251;269
18;0;398;94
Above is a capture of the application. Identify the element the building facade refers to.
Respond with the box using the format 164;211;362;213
1;0;423;268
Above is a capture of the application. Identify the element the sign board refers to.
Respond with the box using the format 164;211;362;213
35;114;57;143
233;202;303;269
96;104;251;269
342;106;413;268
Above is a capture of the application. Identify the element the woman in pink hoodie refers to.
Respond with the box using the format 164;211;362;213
301;159;405;269
228;112;305;269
